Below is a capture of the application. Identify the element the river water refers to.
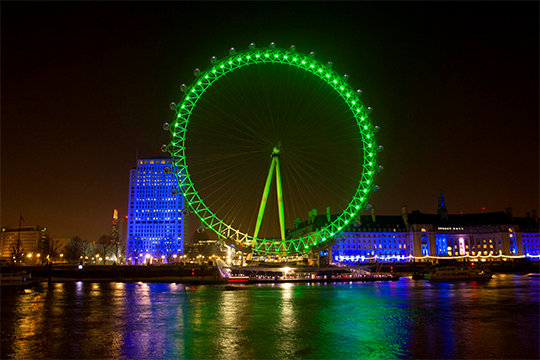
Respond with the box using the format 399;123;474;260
1;274;538;359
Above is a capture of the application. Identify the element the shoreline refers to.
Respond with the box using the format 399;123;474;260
3;261;538;286
18;272;539;286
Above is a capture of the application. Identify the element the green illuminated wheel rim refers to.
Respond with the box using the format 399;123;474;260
166;44;381;255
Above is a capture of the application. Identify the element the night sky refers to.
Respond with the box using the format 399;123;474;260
2;2;538;243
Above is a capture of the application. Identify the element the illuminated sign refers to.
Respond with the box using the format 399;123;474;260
459;237;466;255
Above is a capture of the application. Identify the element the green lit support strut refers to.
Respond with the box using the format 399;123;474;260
253;142;286;241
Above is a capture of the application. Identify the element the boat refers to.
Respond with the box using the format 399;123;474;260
423;265;492;280
1;272;41;287
412;272;425;280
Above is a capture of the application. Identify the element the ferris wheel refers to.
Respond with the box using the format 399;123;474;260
163;42;382;255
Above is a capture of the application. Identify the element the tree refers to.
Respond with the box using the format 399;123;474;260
42;234;62;263
128;241;144;265
64;237;83;263
164;239;176;264
10;214;25;266
97;235;114;264
9;240;23;266
80;240;92;263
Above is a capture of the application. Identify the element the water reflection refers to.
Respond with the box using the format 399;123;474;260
277;283;297;355
1;276;538;359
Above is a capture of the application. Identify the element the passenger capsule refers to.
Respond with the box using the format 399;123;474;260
365;204;373;211
353;220;362;228
171;188;179;196
169;102;176;111
229;47;236;55
373;185;380;192
377;145;384;153
193;68;200;77
269;42;276;48
161;144;168;153
249;43;256;50
289;45;296;51
373;125;380;133
343;74;349;81
210;56;217;64
309;51;316;58
367;106;373;114
180;84;187;92
377;165;384;172
182;208;190;215
327;61;333;68
163;167;171;174
356;89;363;96
197;226;205;234
163;123;169;131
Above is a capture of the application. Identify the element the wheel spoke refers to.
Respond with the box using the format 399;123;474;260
169;46;380;255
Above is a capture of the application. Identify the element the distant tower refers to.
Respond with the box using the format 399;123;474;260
111;209;119;262
112;209;119;238
437;191;449;221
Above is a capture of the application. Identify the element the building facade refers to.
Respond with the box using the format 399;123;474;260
126;158;187;264
290;203;539;264
1;226;49;262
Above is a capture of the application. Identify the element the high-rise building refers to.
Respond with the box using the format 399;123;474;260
126;158;187;264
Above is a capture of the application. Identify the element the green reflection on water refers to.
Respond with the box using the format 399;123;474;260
3;276;539;360
181;283;410;359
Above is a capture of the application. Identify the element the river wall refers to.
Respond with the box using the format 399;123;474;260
1;259;538;283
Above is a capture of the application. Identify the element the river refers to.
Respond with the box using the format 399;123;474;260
1;274;538;359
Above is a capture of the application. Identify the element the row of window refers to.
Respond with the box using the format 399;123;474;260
333;244;407;250
340;238;407;243
138;160;172;164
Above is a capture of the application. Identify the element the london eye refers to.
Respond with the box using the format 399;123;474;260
164;43;382;256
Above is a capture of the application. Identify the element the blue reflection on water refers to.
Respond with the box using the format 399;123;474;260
1;275;538;359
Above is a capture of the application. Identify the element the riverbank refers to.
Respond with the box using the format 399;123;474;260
2;260;537;285
1;264;401;284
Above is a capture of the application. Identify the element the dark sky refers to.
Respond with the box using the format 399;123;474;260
2;2;538;243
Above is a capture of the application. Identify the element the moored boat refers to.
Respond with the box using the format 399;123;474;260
424;265;492;280
1;272;40;286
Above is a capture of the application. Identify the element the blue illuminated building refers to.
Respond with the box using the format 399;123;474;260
126;158;187;264
515;212;540;257
289;207;411;264
331;213;410;263
289;195;539;264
